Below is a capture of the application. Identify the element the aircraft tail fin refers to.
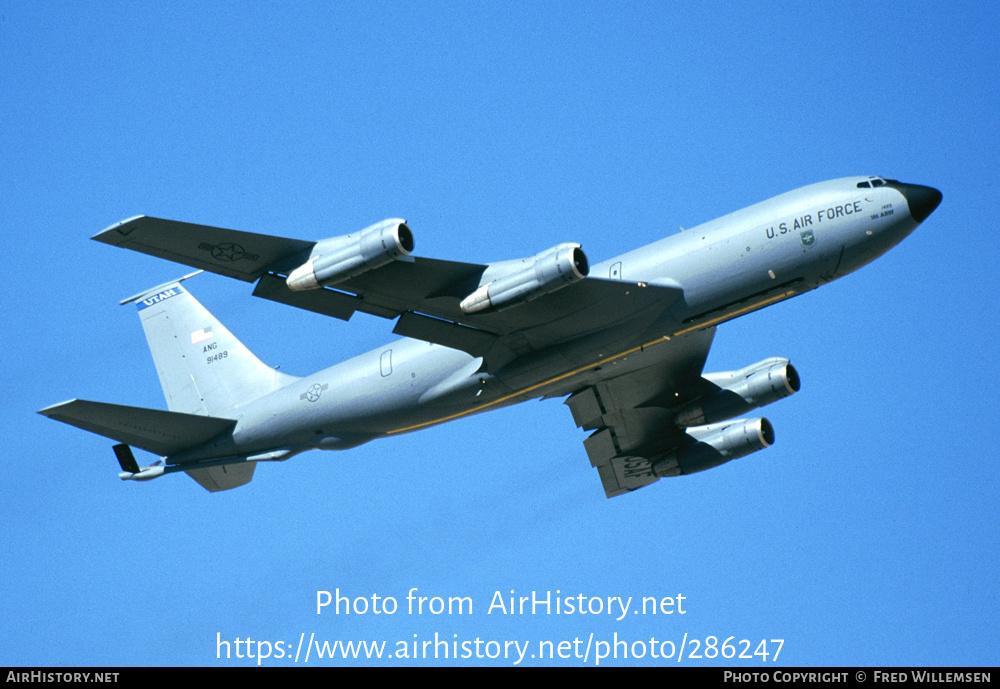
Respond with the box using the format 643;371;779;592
113;443;141;473
124;273;298;416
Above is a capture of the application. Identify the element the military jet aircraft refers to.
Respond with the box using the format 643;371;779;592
39;176;941;495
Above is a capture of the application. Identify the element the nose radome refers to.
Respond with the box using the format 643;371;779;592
887;182;942;223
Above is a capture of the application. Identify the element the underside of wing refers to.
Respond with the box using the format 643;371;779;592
94;214;684;367
566;333;798;498
93;216;313;282
252;257;487;322
255;266;681;365
326;258;678;337
564;328;718;498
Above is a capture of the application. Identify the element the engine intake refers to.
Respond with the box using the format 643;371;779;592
652;417;774;477
675;358;799;427
286;219;413;291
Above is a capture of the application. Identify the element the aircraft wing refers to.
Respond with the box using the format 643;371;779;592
93;216;314;281
254;267;677;361
95;216;683;366
564;327;718;498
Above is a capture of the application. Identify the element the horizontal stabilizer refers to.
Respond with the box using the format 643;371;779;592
38;399;236;457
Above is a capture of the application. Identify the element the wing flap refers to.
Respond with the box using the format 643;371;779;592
38;399;236;457
566;386;604;430
253;272;363;320
597;456;660;498
392;312;498;358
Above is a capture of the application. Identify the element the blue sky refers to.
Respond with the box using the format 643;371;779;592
2;2;997;666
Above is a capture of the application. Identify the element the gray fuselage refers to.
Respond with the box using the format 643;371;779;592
198;176;930;462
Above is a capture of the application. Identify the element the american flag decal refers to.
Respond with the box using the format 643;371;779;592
191;327;214;344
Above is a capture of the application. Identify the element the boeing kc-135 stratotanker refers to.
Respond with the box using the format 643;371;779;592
40;176;941;496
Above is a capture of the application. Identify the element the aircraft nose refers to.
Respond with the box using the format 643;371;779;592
891;182;942;223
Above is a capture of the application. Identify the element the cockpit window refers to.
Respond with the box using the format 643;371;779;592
857;176;891;188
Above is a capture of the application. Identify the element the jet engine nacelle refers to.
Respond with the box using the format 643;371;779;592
675;357;800;427
286;218;414;291
652;417;774;477
460;243;589;314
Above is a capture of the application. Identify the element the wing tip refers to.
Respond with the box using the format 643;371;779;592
92;215;149;243
37;399;80;417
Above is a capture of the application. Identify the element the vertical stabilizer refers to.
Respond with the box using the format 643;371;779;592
125;275;297;416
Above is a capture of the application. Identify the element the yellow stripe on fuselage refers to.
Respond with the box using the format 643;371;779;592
673;289;797;336
386;289;797;435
